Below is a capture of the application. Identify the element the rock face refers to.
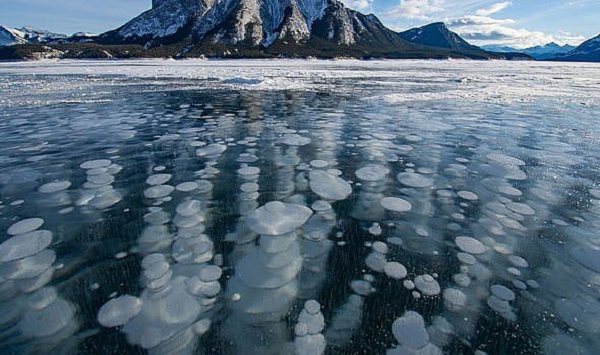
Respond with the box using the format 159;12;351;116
97;0;491;58
100;0;405;49
100;0;206;45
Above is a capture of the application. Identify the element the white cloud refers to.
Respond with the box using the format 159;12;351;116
443;2;584;48
387;0;445;20
447;15;514;26
340;0;374;11
380;0;586;48
475;1;512;16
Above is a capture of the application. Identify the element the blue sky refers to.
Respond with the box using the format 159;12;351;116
0;0;598;48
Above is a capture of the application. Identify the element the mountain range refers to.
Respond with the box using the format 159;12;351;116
481;42;576;60
0;0;597;61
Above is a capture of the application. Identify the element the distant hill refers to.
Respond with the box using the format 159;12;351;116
398;22;480;52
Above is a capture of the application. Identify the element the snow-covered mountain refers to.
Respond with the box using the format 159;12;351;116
0;25;67;47
482;42;575;60
398;22;479;52
523;42;575;59
0;26;28;46
98;0;495;58
101;0;398;48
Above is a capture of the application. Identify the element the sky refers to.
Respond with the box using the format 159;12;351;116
0;0;598;48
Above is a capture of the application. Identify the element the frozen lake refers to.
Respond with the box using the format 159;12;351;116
0;59;600;354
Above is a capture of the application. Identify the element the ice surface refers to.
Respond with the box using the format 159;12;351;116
0;59;599;355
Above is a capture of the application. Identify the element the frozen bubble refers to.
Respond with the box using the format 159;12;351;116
311;200;332;212
146;174;172;186
90;189;122;209
508;255;529;268
153;166;166;172
38;181;71;193
304;300;321;315
141;253;166;269
245;201;313;236
80;159;112;169
176;182;198;192
144;261;169;280
526;280;539;289
355;164;390;182
487;295;512;315
414;274;441;296
11;200;25;206
199;265;222;282
498;185;522;197
173;212;205;228
194;319;211;336
196;180;214;193
144;210;170;225
457;252;477;265
295;323;309;337
391;311;429;349
28;287;58;310
403;280;415;290
455;236;486;255
453;273;471;287
88;173;115;186
506;202;535;216
176;200;202;217
0;229;52;262
237;153;258;163
7;218;44;236
369;224;382;236
513;280;527;290
144;185;175;199
309;170;352;201
237;166;260;176
590;189;600;198
487;153;526;166
19;298;75;338
457;191;478;201
384;262;407;279
552;219;568;226
443;288;467;311
97;295;143;327
381;197;412;212
350;280;374;296
412;291;421;299
490;285;515;302
241;182;259;193
397;172;434;188
196;143;227;157
310;160;329;169
281;134;311;146
372;241;388;254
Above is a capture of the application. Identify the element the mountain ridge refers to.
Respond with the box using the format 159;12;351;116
481;42;576;60
0;0;532;60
